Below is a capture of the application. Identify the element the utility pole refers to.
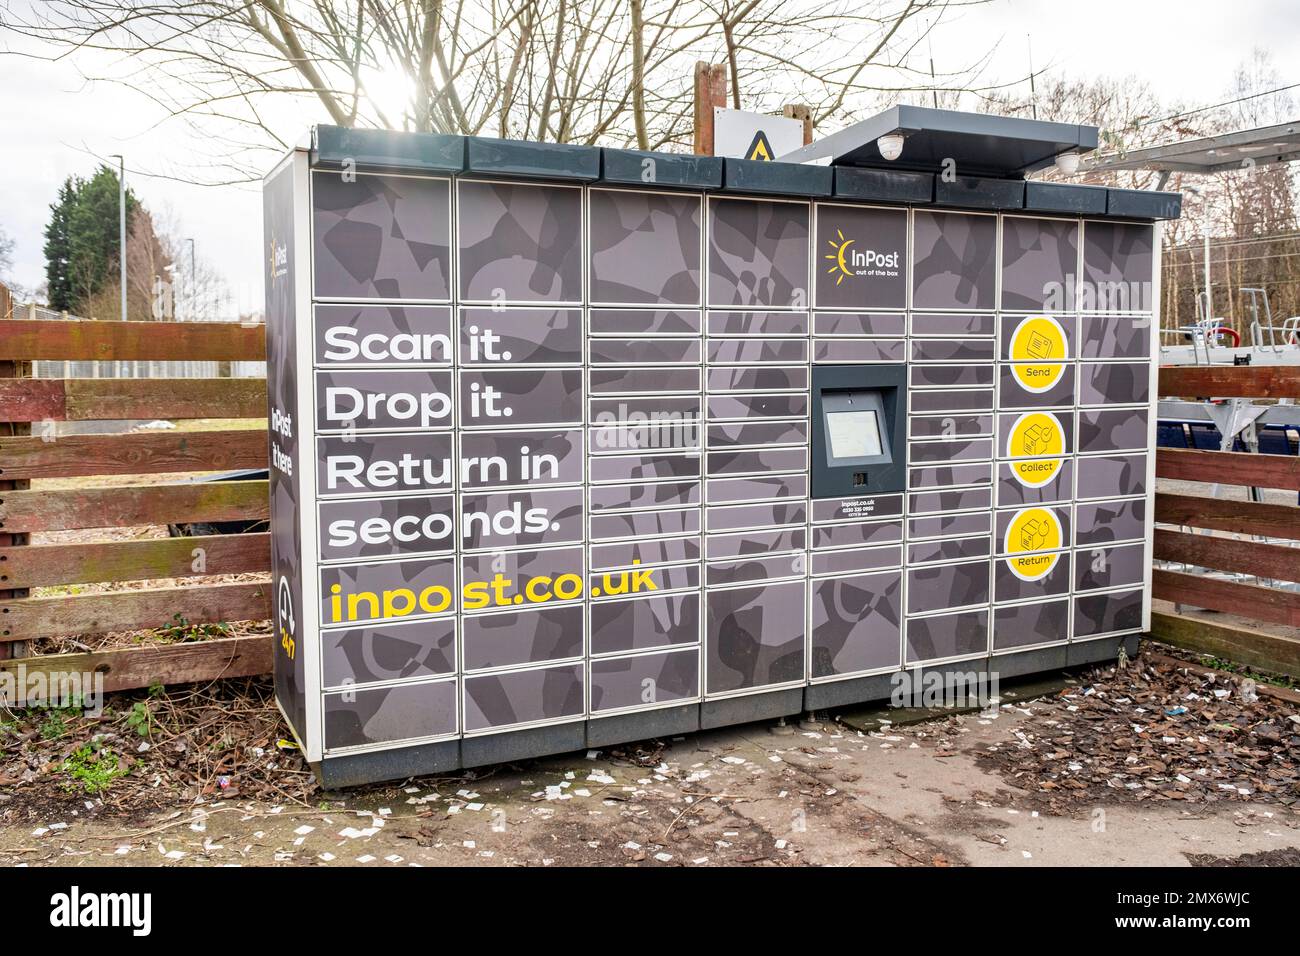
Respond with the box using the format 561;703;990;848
109;154;126;321
187;237;197;321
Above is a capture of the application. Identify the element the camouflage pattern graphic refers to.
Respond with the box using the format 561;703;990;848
910;363;994;388
589;189;702;305
908;511;991;539
320;558;457;625
1078;315;1152;359
1076;453;1147;500
1074;498;1146;546
908;462;994;489
811;494;903;523
707;420;806;447
1000;216;1078;312
706;580;806;693
318;494;455;561
909;414;993;439
994;552;1071;602
315;368;453;432
321;618;456;688
460;488;583;550
459;308;582;365
591;480;700;511
312;171;451;300
589;337;700;365
1074;588;1143;637
1082;222;1154;311
590;507;700;540
707;501;806;532
912;211;997;311
460;369;583;426
814;204;907;310
810;570;902;677
590;536;701;570
707;366;807;392
458;180;582;302
590;367;702;395
463;663;584;732
997;459;1074;507
459;428;583;489
1074;542;1146;592
708;311;809;335
910;389;994;413
909;437;993;464
906;609;989;663
1077;407;1149;454
708;198;810;307
317;432;453;497
809;545;902;576
707;337;808;365
907;535;991;565
812;520;902;549
324;678;457;750
707;393;807;420
906;560;990;614
706;474;807;504
910;313;995;337
814;312;907;336
909;488;992;514
462;604;584;670
588;452;701;483
992;599;1068;651
1078;362;1150;406
911;339;997;363
314;304;452;365
997;364;1076;409
589;309;701;335
461;546;583;598
590;650;699;712
813;339;906;363
591;592;700;655
706;527;805;559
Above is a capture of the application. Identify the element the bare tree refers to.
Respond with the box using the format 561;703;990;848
1;0;1001;182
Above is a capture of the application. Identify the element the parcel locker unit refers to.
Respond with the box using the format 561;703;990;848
265;109;1180;785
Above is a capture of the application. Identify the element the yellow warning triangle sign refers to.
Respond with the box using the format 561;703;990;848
746;130;775;161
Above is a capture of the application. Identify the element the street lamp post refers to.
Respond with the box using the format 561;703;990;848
108;154;126;322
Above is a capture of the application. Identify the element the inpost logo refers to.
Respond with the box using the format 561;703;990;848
824;229;901;285
268;230;288;281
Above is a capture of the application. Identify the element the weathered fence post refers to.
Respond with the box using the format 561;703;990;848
0;284;31;660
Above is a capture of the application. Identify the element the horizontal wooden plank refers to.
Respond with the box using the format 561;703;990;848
1156;447;1300;492
1158;364;1300;400
0;480;268;533
0;635;272;697
0;319;266;362
1150;611;1300;679
1153;568;1300;627
1154;528;1300;582
1155;492;1300;540
0;533;270;589
0;378;266;422
0;580;270;641
0;428;267;479
0;379;64;421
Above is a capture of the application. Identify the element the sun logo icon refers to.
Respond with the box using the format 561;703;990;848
825;229;854;285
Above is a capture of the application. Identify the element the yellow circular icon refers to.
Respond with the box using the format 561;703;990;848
1006;411;1066;487
1003;507;1063;581
1009;316;1068;393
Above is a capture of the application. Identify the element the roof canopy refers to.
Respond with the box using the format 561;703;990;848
777;104;1099;179
1086;120;1300;174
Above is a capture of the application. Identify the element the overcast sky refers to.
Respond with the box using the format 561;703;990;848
1;0;1297;316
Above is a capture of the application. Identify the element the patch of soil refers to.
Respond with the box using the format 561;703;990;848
1186;847;1300;867
972;648;1300;814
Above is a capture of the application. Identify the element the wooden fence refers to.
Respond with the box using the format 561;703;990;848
0;318;272;695
0;318;1297;698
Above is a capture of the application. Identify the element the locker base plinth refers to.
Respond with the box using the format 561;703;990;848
992;644;1069;680
700;687;803;730
460;721;586;769
318;738;461;789
586;703;700;748
1067;633;1141;667
803;672;897;711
